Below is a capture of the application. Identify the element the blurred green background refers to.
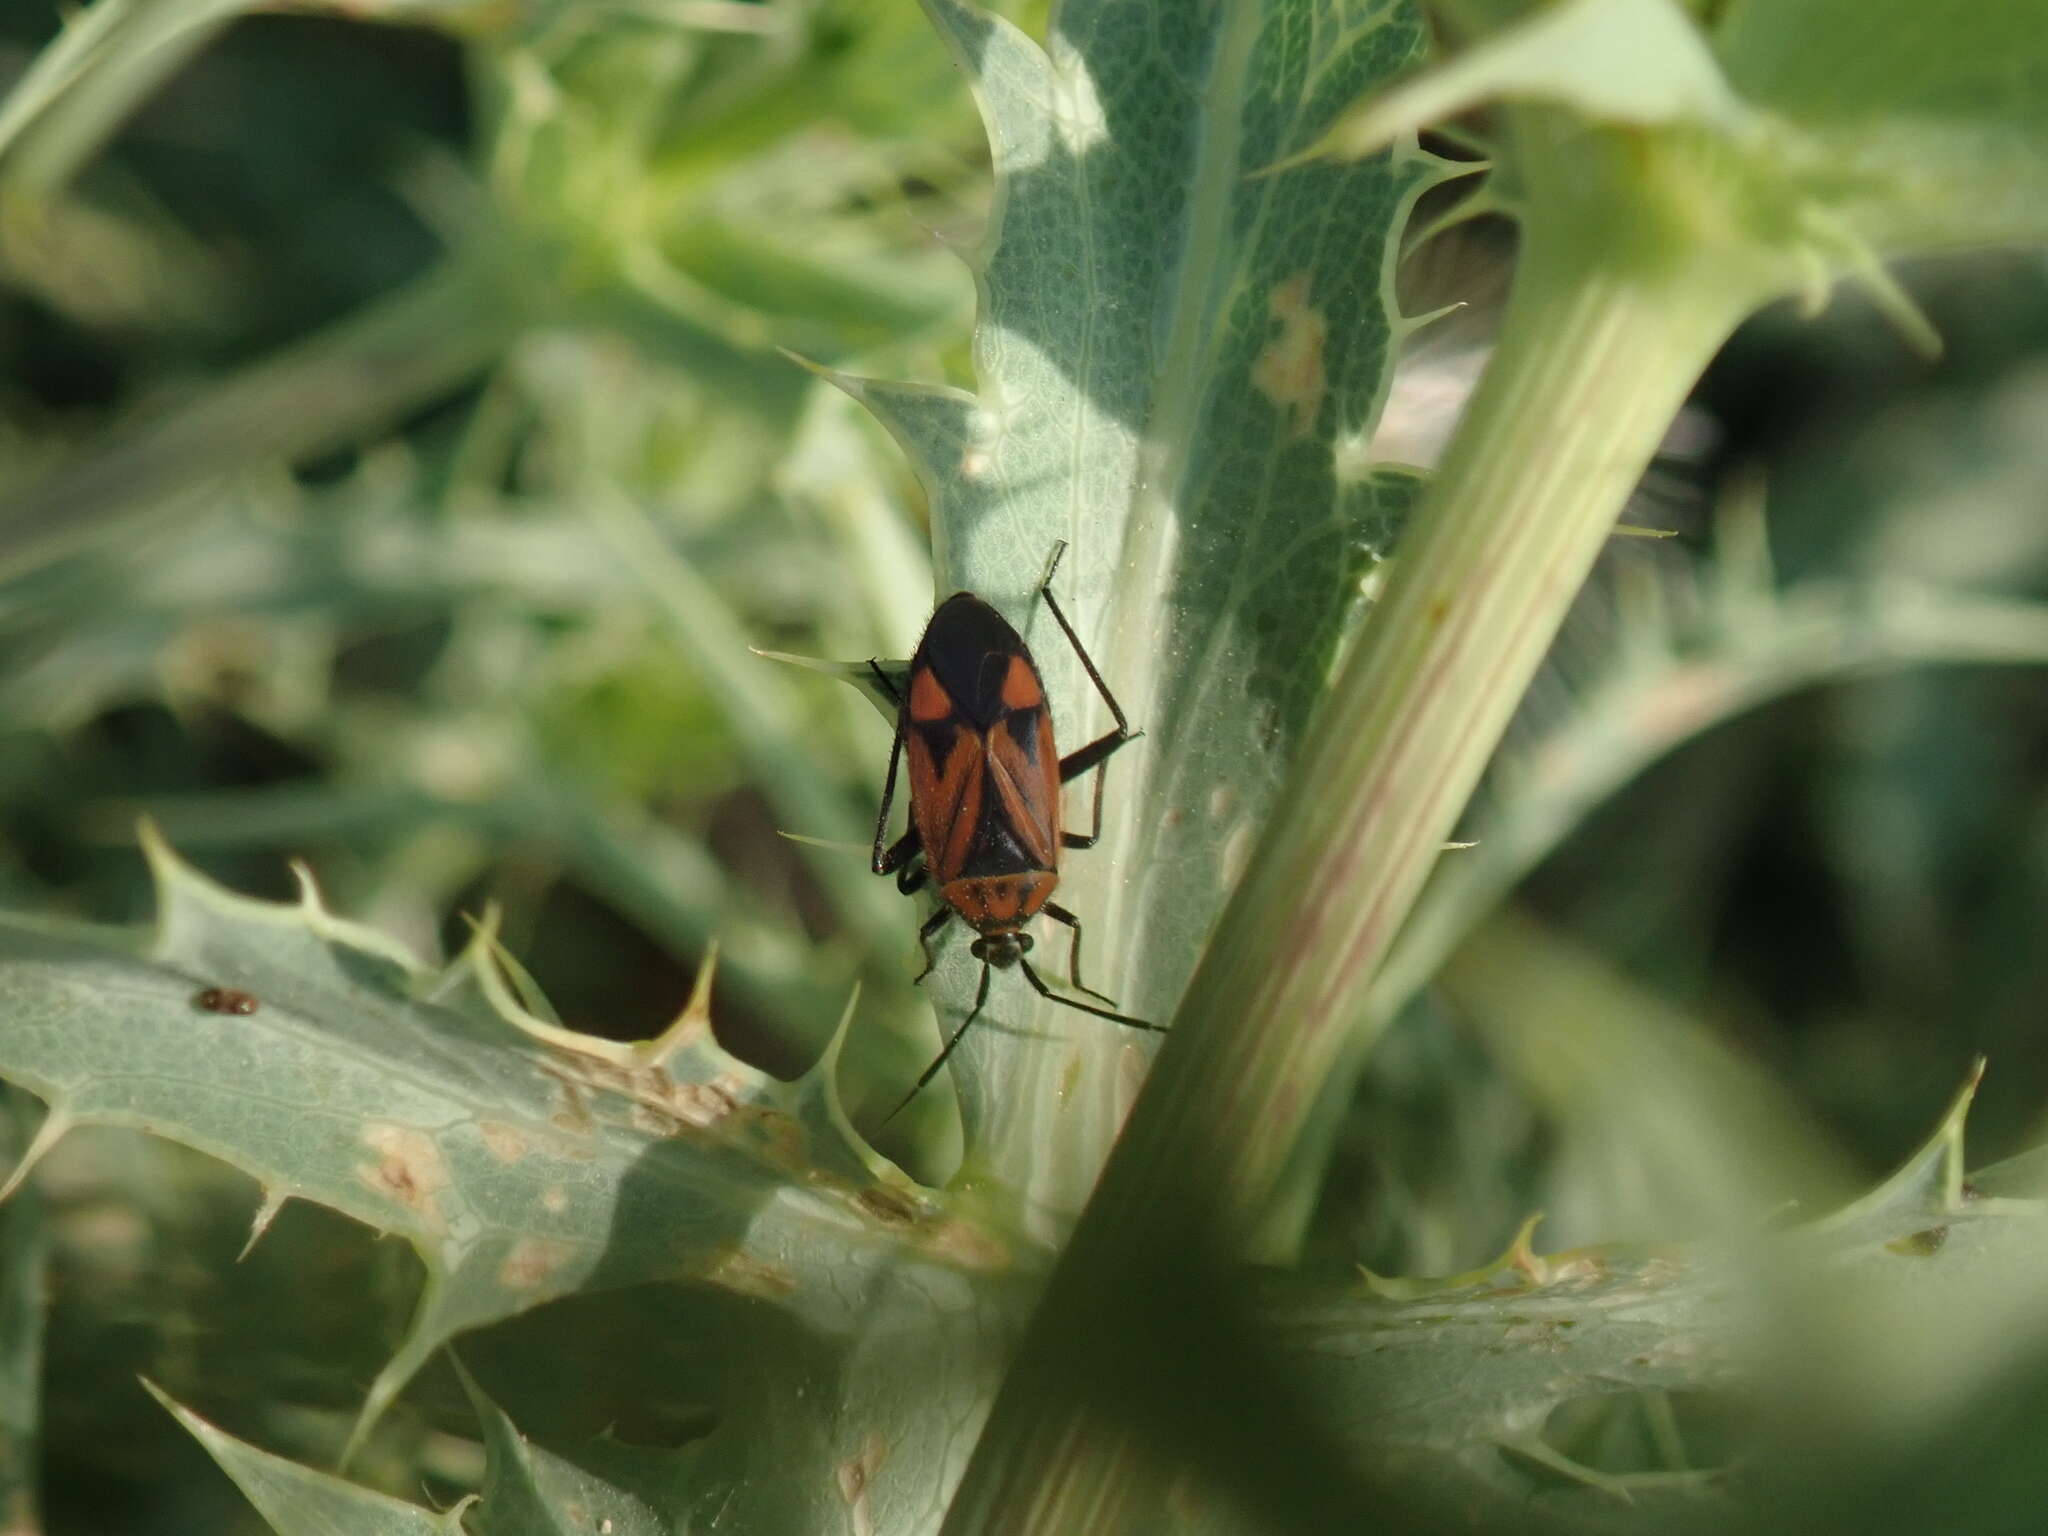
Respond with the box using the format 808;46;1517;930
3;0;2048;1529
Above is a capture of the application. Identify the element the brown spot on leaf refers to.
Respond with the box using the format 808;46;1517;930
583;1060;636;1097
837;1431;890;1536
479;1122;529;1163
540;1067;596;1129
856;1186;922;1226
541;1185;569;1214
356;1124;449;1228
672;1079;737;1128
500;1236;575;1290
632;1102;691;1139
704;1247;798;1300
1251;273;1327;438
1218;821;1255;890
742;1106;807;1169
1548;1252;1610;1285
925;1218;1010;1274
538;1039;806;1174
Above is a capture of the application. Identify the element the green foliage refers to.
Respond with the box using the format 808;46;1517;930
1;0;2047;1533
1716;0;2048;251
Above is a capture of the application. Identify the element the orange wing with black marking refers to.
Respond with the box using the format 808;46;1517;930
905;662;989;885
984;654;1059;869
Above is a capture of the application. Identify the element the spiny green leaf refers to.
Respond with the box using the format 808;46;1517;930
148;1381;470;1536
1278;1064;2048;1521
0;827;1007;1458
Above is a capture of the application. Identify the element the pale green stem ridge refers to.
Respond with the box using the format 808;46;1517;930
937;211;1776;1533
1372;582;2048;1024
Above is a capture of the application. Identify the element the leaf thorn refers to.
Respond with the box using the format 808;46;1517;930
238;1187;290;1262
0;1105;71;1205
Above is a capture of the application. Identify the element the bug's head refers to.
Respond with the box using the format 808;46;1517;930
970;931;1031;969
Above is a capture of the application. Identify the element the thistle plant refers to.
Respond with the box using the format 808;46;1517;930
2;1;2048;1533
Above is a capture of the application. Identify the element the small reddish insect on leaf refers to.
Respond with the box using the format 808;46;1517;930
194;987;260;1015
870;542;1162;1120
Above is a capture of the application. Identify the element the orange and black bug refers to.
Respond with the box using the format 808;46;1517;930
870;541;1162;1115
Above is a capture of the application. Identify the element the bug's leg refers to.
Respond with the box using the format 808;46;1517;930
882;958;993;1127
1016;955;1164;1032
871;715;912;876
878;830;919;882
1040;901;1116;1006
1057;727;1138;789
1061;748;1111;849
911;904;950;984
1039;546;1143;789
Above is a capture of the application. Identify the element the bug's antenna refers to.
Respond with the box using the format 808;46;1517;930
881;960;996;1127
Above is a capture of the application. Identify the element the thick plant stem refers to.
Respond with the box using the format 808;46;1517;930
938;211;1775;1533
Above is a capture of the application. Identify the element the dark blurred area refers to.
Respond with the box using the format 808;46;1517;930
1339;207;2048;1276
1645;252;2048;1167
